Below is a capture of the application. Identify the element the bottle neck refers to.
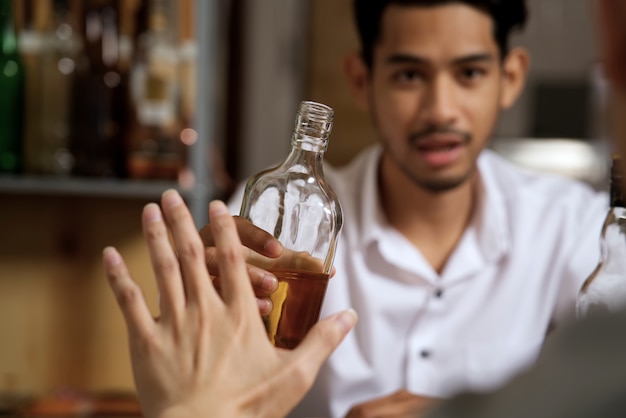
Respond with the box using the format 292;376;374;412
284;139;326;174
291;101;333;154
0;0;18;56
599;206;626;269
610;175;625;207
291;131;329;154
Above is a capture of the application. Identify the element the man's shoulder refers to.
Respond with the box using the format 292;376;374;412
479;149;605;206
323;146;380;203
324;145;379;180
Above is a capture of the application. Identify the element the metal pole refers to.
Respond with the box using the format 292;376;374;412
190;0;217;228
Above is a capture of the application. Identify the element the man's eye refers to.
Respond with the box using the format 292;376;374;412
460;68;486;80
393;70;424;84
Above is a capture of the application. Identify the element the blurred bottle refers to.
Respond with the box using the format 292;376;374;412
127;0;182;180
18;0;46;174
0;0;25;174
31;0;81;175
178;0;195;127
69;0;127;177
239;101;343;349
577;154;626;318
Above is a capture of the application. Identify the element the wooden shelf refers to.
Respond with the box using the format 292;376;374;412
0;176;188;199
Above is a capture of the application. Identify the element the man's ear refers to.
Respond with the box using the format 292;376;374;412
500;47;530;109
343;52;371;111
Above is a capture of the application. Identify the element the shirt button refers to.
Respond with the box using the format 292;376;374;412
420;349;431;359
434;289;444;298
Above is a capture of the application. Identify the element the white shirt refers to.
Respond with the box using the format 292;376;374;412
229;145;608;418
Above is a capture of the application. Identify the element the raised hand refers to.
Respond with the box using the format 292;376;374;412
103;191;357;418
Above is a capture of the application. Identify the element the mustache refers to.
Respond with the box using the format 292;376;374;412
409;127;471;144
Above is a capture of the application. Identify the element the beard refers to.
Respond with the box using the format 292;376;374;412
380;125;476;193
386;145;477;193
399;162;476;193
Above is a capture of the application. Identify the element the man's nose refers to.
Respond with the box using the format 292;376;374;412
421;75;458;126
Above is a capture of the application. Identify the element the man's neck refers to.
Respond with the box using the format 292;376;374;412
378;154;478;274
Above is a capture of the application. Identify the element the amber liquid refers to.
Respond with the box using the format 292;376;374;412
264;269;330;349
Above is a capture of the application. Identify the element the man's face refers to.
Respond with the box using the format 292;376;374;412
365;4;509;192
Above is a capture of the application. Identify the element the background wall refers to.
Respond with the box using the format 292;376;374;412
0;196;159;396
303;0;604;167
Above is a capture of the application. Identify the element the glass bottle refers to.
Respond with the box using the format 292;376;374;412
19;0;46;174
127;0;182;180
0;0;25;174
239;101;343;349
70;0;127;178
577;154;626;318
34;0;80;175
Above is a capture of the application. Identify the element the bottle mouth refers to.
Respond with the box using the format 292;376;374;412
295;101;334;142
299;101;334;122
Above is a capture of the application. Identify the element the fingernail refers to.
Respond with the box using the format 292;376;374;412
103;247;121;266
143;203;163;223
257;298;273;315
162;189;183;208
261;274;278;292
334;309;358;334
264;239;283;256
209;200;228;216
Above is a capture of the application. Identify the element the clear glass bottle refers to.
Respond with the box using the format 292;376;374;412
239;100;343;349
577;154;626;318
35;0;81;175
0;0;25;174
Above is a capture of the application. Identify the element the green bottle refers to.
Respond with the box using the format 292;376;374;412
0;0;25;174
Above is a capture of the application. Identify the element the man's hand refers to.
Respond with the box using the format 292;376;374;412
199;216;283;315
199;215;333;316
103;191;357;418
344;390;440;418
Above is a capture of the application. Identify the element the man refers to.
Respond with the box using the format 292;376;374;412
105;1;626;416
216;1;606;416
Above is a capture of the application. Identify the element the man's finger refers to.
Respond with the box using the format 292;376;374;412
103;246;154;337
200;216;283;259
212;277;274;316
161;190;219;311
208;201;258;310
206;248;278;296
142;202;186;319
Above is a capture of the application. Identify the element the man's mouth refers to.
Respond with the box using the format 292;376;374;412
412;135;467;167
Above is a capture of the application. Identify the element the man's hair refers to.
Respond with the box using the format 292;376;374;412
353;0;528;68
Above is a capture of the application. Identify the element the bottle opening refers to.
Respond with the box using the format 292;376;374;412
294;101;334;148
299;101;334;122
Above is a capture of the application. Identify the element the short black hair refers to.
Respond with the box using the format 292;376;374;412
353;0;528;68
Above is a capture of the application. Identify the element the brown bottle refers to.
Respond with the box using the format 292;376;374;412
126;0;182;180
69;0;128;177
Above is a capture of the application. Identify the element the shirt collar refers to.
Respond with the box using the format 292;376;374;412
357;146;510;263
359;146;388;248
473;150;511;263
